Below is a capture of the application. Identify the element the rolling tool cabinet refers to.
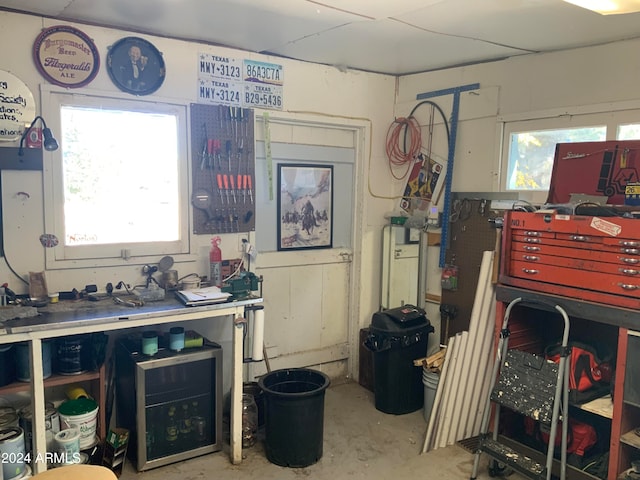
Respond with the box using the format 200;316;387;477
495;210;640;480
500;210;640;309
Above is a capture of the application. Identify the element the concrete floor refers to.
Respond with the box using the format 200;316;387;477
118;381;501;480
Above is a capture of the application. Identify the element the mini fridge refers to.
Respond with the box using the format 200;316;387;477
115;336;223;471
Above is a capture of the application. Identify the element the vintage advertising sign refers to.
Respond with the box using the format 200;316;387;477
33;25;100;88
0;70;36;142
198;53;283;110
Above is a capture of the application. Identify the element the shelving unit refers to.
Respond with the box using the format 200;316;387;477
496;285;625;480
0;363;107;441
611;329;640;479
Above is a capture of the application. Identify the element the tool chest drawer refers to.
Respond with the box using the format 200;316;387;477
500;211;640;309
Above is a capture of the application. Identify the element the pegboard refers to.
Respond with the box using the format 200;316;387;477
190;103;255;234
440;198;499;344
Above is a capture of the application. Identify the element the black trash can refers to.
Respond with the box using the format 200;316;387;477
258;368;330;467
365;305;433;414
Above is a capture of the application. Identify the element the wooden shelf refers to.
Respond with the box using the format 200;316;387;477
0;364;107;441
621;430;640;450
580;394;614;419
0;370;101;395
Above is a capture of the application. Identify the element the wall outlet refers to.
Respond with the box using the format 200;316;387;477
427;206;441;228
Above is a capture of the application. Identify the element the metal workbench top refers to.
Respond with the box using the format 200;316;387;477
0;294;263;338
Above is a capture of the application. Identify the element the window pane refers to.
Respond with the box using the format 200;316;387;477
618;123;640;140
506;127;606;191
61;106;179;246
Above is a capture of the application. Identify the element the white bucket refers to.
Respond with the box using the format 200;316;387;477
57;399;98;449
54;428;81;464
422;367;440;423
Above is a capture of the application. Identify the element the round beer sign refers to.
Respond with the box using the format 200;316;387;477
33;25;100;88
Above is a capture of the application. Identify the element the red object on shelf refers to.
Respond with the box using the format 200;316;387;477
547;140;640;205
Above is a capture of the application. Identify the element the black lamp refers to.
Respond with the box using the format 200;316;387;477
17;116;58;157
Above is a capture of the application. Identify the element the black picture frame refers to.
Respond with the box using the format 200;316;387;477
107;36;165;95
277;164;333;251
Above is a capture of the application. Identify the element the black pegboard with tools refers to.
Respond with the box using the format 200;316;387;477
190;103;255;234
440;198;498;344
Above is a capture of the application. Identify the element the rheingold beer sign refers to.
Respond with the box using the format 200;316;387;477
33;25;100;88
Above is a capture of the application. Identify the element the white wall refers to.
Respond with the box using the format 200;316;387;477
0;11;397;385
396;38;640;197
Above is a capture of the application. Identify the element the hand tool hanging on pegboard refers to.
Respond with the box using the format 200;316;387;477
190;103;255;234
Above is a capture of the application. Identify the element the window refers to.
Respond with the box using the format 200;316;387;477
501;111;640;193
43;91;190;268
618;123;640;140
505;127;605;191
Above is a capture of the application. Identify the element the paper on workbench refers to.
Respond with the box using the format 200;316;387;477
176;286;231;303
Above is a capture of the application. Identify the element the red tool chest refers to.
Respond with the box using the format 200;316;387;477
500;210;640;309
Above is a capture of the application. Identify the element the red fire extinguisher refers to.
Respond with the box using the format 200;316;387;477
210;236;222;287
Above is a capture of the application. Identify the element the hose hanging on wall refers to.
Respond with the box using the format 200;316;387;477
385;116;422;180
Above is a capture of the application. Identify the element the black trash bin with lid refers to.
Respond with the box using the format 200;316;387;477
258;368;330;467
365;304;433;414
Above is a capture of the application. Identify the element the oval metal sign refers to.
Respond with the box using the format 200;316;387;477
33;25;100;88
0;70;36;142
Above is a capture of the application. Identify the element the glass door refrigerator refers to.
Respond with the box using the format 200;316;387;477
115;336;223;471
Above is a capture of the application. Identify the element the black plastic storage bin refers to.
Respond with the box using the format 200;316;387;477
258;368;330;467
365;305;433;414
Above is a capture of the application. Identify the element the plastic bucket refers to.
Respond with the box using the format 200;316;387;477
422;367;440;423
57;398;98;449
54;428;81;464
258;368;330;467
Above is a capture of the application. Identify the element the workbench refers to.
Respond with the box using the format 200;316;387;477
0;295;263;473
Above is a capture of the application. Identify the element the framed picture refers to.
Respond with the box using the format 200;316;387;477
106;36;165;95
278;164;333;251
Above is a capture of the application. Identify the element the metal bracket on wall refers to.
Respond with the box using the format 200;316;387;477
415;83;480;268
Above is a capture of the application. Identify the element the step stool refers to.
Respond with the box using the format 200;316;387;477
470;297;571;480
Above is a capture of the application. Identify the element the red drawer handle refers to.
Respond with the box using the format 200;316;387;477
524;238;541;244
522;268;539;275
524;231;542;237
523;246;541;252
622;248;640;255
620;268;639;276
570;235;589;242
620;240;640;247
618;283;640;291
523;255;539;262
622;257;640;264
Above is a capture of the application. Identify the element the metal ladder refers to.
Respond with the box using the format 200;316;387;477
470;297;571;480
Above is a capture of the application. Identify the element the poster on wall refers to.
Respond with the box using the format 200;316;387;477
198;52;283;110
400;151;445;214
277;164;333;251
0;70;36;142
32;25;100;88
